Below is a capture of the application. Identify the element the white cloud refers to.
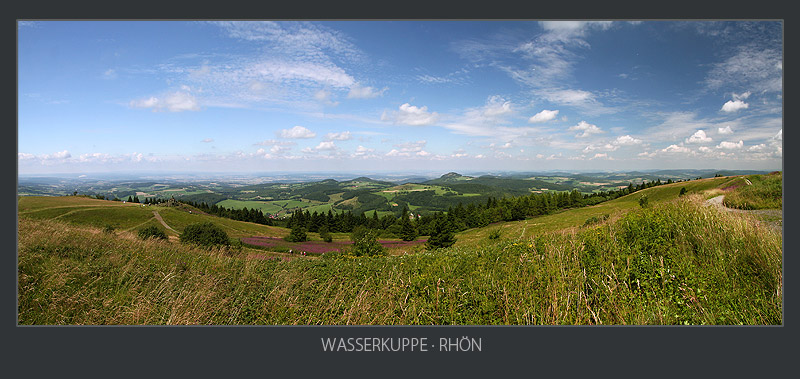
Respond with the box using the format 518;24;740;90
748;144;767;151
324;131;352;141
347;84;387;99
718;126;733;135
538;21;615;40
589;153;611;160
732;91;751;101
315;141;337;151
686;130;712;144
381;103;439;126
706;45;783;93
201;138;214;143
721;99;749;113
482;95;513;117
394;140;426;153
614;135;642;146
717;140;744;150
353;145;374;157
314;89;339;106
529;109;559;123
47;150;72;160
18;152;36;160
270;145;292;155
490;142;513;150
254;139;296;147
698;146;712;153
279;125;316;139
662;144;691;153
416;150;431;157
568;121;603;138
130;90;201;112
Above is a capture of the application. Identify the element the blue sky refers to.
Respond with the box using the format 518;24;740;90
18;21;782;174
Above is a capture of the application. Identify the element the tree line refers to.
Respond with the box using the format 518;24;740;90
178;178;672;243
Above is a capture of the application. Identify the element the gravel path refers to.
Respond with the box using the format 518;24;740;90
152;210;178;234
706;195;782;231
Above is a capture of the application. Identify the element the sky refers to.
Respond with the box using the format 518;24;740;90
18;21;783;174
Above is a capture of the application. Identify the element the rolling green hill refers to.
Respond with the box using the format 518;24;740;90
19;196;288;239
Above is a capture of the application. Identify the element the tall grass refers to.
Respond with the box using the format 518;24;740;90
723;173;782;210
18;195;781;325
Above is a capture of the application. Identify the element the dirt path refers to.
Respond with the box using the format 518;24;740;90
706;195;782;231
152;211;178;234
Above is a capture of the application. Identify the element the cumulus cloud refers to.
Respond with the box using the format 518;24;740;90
353;145;375;157
686;130;712;144
718;126;733;135
347;84;387;99
717;140;744;149
721;99;749;113
614;135;642;145
529;109;559;123
279;125;316;139
130;90;201;112
254;139;296;147
318;141;337;151
324;131;351;141
569;121;603;138
662;144;691;153
381;103;439;126
589;153;611;160
385;140;428;157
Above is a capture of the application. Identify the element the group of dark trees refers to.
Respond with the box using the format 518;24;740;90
179;200;274;226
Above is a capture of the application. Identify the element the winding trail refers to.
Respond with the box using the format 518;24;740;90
152;210;178;234
706;195;782;231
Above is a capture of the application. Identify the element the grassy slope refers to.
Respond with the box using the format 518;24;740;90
723;172;783;210
19;196;288;239
456;176;733;247
17;176;782;324
18;195;782;325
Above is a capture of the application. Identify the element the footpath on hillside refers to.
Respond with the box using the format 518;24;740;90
705;195;782;231
152;210;178;234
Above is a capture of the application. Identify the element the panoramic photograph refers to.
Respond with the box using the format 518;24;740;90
17;20;782;325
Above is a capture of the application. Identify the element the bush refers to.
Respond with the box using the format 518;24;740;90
285;225;308;242
426;217;457;250
137;225;167;240
349;226;386;256
319;226;333;243
638;195;650;208
103;224;117;234
179;222;229;247
488;229;502;240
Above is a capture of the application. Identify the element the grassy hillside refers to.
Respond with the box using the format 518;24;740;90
18;195;781;324
723;172;782;210
456;176;733;246
19;196;288;239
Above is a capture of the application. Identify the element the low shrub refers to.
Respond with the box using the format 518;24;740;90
179;222;229;247
137;225;167;240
